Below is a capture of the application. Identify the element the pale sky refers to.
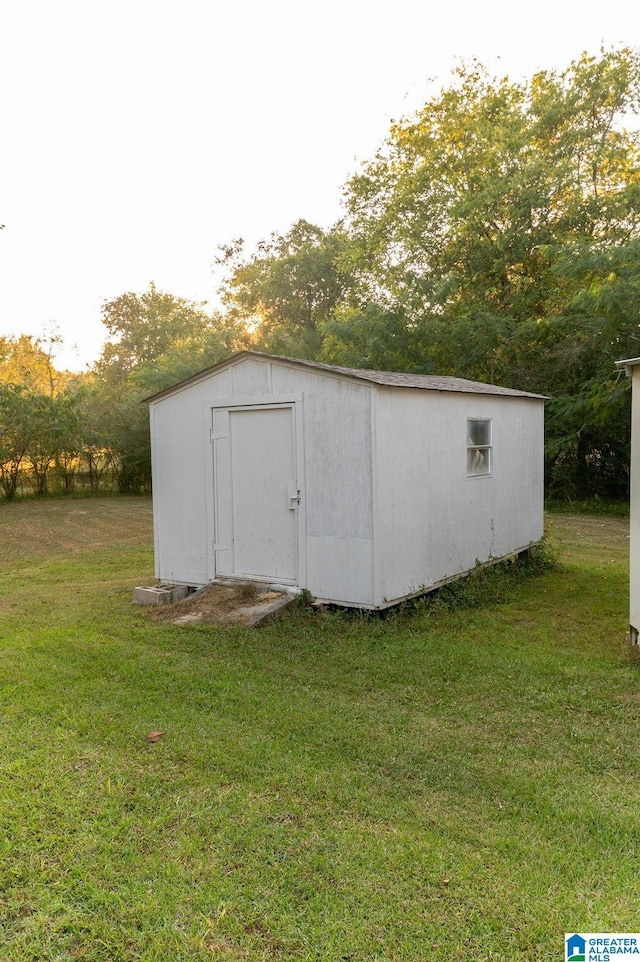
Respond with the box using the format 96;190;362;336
0;0;637;371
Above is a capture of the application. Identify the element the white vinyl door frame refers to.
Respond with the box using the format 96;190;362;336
204;394;306;586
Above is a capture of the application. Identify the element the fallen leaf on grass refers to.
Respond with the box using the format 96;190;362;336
146;731;165;742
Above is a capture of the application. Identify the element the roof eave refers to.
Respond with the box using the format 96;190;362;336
142;350;548;403
616;357;640;377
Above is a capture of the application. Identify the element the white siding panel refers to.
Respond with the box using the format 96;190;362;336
432;393;496;580
150;367;236;584
375;389;544;604
630;367;640;634
427;393;467;583
427;393;543;583
151;392;210;585
207;368;232;398
373;389;432;604
490;398;545;555
271;364;374;540
229;358;271;396
307;536;374;606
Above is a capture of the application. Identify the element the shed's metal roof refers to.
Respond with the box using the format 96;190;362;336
144;351;547;402
287;355;546;397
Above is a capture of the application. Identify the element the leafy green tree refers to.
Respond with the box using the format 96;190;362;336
129;314;249;397
25;393;58;495
51;390;85;493
0;333;65;396
105;389;153;494
338;48;640;349
527;239;640;497
94;283;248;491
96;283;214;380
74;384;113;493
83;372;151;495
324;47;640;496
217;220;349;360
0;385;55;500
0;333;88;498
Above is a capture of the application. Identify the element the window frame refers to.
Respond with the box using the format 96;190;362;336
466;418;492;478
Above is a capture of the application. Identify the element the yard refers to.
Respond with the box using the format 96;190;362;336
0;497;638;961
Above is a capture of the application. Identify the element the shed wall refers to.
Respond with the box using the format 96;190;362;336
150;367;232;585
630;366;640;635
264;361;376;605
374;388;544;605
150;357;376;600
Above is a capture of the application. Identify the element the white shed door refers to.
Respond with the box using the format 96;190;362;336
213;405;298;582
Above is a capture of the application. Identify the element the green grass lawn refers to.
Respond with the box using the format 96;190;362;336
0;498;638;961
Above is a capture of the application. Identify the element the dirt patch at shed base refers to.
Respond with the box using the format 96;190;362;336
149;582;297;627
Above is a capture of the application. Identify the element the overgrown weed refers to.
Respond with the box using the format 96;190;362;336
330;536;558;622
406;538;556;617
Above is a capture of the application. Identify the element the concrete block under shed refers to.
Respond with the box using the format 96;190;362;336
132;584;190;606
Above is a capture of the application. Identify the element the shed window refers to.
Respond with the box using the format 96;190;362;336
467;419;492;476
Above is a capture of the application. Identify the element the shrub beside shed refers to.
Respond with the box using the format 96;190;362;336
145;351;546;609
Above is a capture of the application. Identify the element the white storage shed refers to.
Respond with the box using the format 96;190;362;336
146;351;546;609
615;356;640;642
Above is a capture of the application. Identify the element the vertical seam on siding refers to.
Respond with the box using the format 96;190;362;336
370;387;381;607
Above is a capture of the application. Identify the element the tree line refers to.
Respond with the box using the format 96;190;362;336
2;47;639;500
0;293;248;499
